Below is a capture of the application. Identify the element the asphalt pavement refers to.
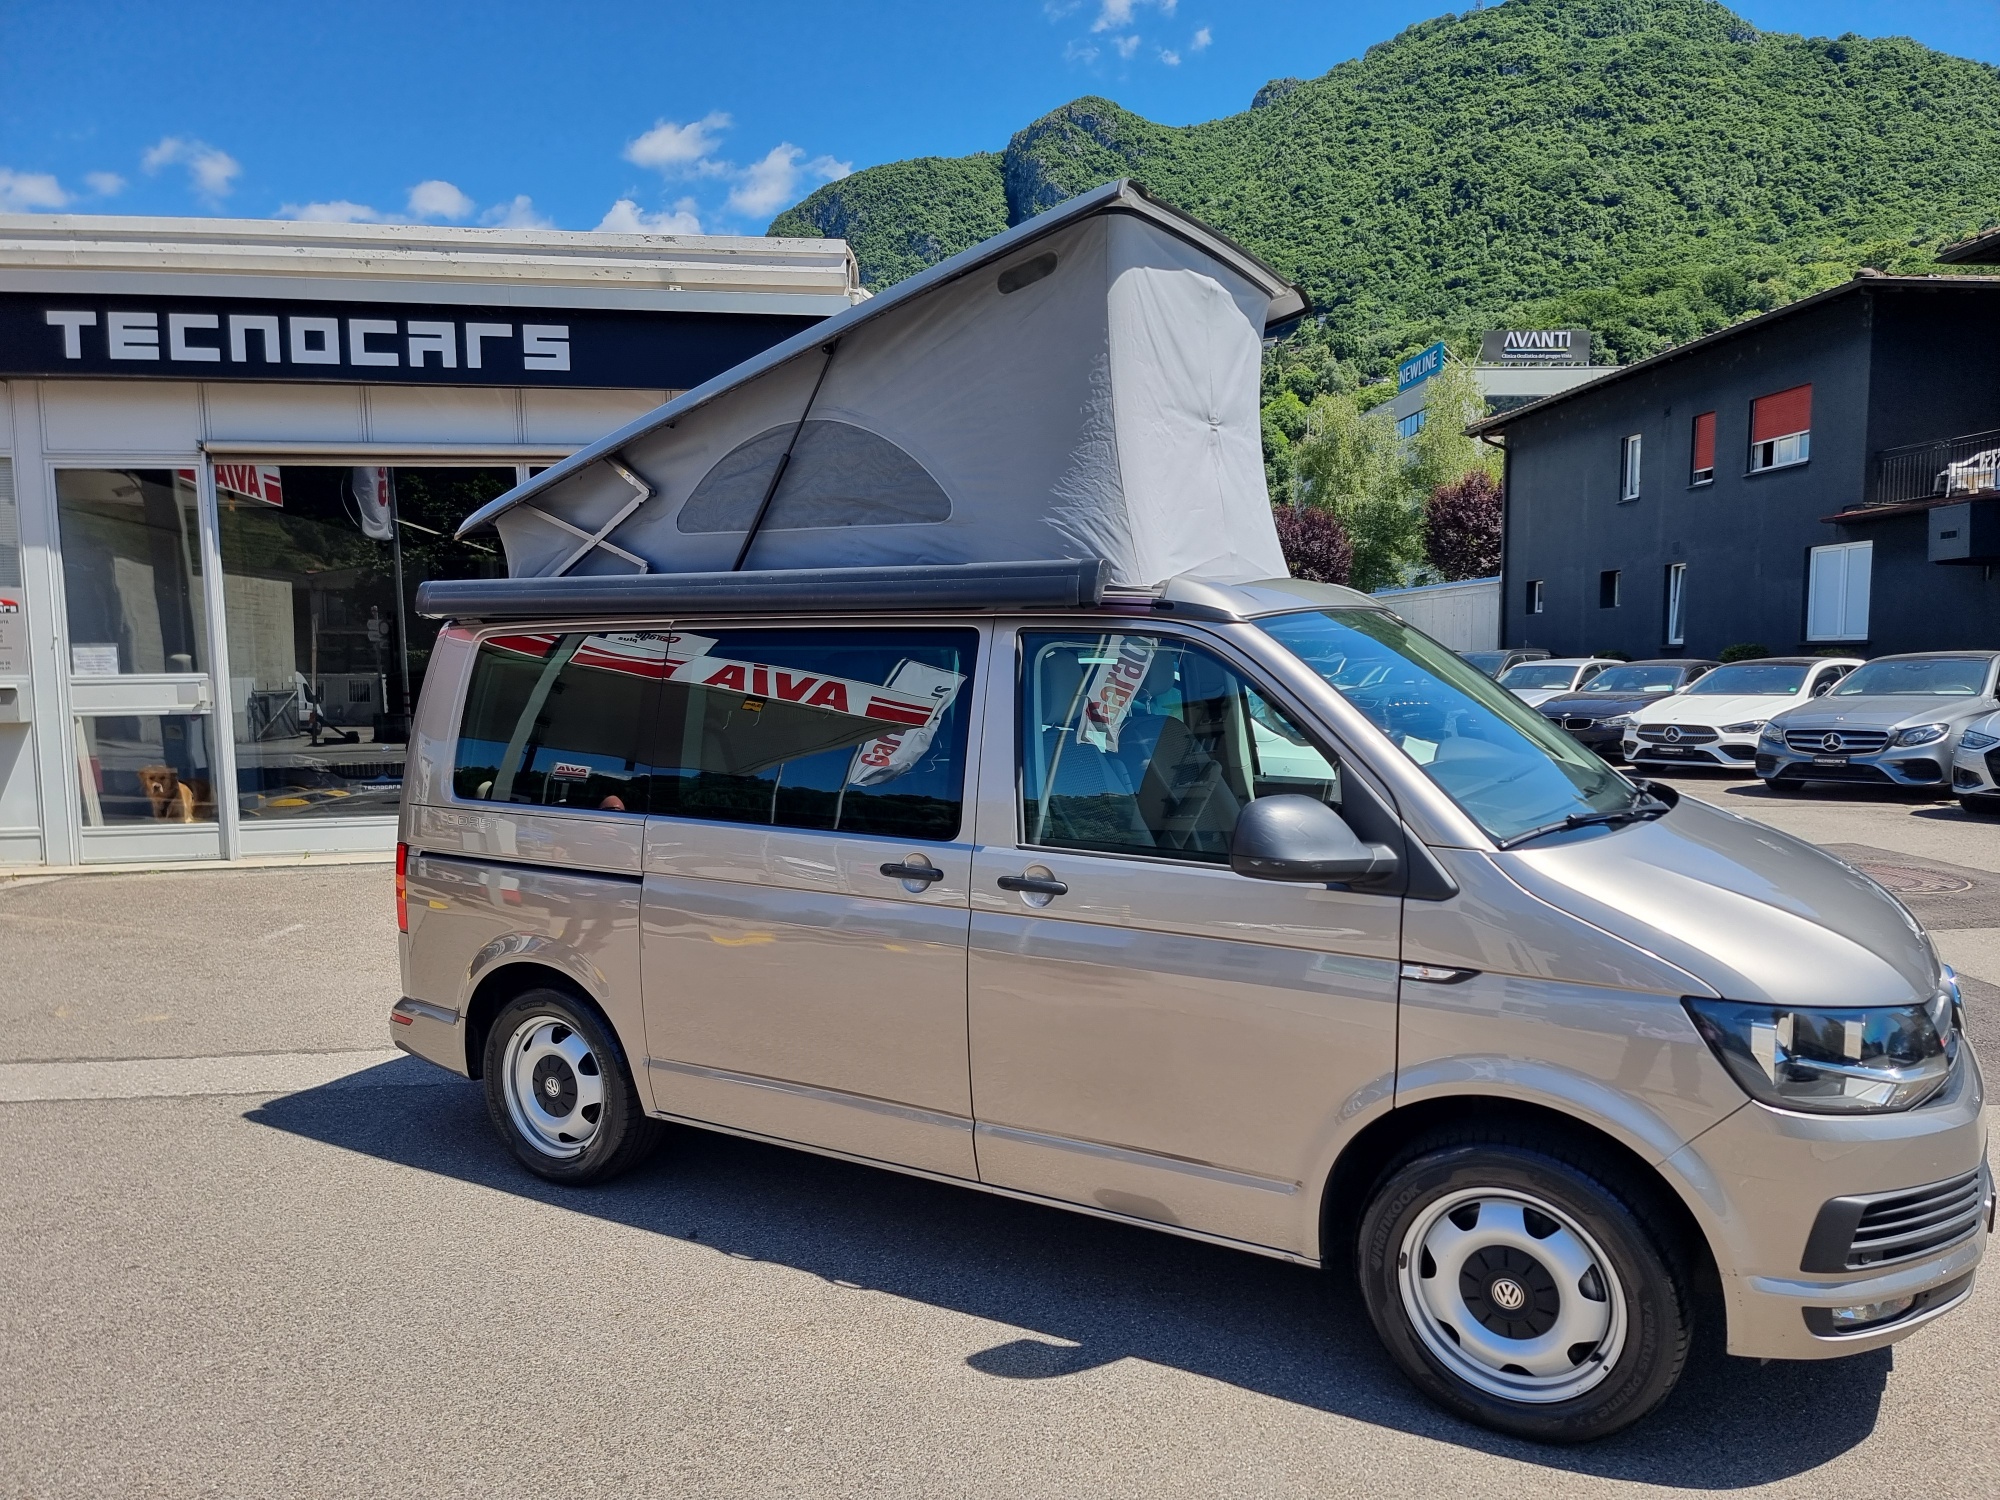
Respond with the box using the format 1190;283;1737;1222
1;783;1996;1499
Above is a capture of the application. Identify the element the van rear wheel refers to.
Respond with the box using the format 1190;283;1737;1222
1357;1134;1690;1443
482;988;663;1185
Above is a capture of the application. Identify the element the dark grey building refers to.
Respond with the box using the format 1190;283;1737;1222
1473;274;2000;660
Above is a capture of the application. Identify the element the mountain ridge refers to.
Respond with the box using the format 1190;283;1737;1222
770;0;2000;373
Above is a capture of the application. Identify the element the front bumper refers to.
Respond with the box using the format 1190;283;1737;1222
390;996;469;1076
1664;1044;1987;1359
1952;746;2000;795
1756;744;1952;788
1623;733;1761;770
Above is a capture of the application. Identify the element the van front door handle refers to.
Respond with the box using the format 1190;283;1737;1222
879;861;946;884
997;873;1069;896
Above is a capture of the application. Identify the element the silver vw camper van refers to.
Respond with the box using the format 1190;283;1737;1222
390;561;1986;1445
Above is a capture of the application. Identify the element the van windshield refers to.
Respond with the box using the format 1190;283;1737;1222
1258;611;1636;843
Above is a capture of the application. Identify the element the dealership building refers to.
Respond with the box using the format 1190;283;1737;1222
0;214;860;867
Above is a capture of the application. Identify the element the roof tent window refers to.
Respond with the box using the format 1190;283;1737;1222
1691;412;1716;485
1750;385;1811;473
676;419;952;534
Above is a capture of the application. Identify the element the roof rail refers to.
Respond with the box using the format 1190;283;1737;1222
414;557;1109;621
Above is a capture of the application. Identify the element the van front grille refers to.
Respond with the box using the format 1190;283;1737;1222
1802;1166;1990;1273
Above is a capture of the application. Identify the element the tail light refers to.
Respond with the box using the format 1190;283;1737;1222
396;842;410;933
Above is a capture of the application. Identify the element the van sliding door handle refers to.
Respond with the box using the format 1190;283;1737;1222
997;873;1069;896
879;861;946;884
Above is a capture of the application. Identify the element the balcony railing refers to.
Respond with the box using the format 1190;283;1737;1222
1869;427;2000;508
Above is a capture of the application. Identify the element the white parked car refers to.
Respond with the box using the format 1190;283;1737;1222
1497;656;1619;707
1621;656;1862;772
1949;707;2000;814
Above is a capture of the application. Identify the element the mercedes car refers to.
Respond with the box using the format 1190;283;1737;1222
1623;657;1861;772
1537;659;1717;760
1758;652;2000;793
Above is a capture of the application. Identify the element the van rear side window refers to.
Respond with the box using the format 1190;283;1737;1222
454;631;663;814
648;627;977;840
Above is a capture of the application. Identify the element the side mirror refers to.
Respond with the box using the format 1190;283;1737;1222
1230;795;1400;885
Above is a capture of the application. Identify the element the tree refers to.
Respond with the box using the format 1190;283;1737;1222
1406;362;1501;502
1271;505;1353;585
1423;470;1504;580
1288;393;1420;591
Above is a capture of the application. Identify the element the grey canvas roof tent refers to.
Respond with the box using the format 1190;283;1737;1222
453;180;1306;595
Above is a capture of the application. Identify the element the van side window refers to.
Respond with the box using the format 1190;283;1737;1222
454;632;663;813
646;628;977;841
1019;632;1342;863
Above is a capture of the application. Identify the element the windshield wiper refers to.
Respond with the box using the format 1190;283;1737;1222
1498;792;1670;850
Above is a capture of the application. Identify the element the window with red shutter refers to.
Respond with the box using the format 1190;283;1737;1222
1749;385;1811;471
1691;411;1716;484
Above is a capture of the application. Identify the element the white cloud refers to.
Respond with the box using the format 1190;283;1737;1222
407;178;475;220
1112;33;1141;58
625;112;732;176
84;171;126;197
142;136;241;203
0;168;69;211
481;194;552;229
1191;25;1211;51
724;144;848;219
278;200;384;223
1091;0;1135;30
597;197;704;235
1063;38;1100;64
1042;0;1082;15
1160;47;1180;65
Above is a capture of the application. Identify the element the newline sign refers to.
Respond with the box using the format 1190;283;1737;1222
0;293;820;389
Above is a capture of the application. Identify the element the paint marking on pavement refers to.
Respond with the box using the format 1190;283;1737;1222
0;1049;431;1103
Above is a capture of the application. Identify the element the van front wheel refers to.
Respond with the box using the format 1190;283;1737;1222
1357;1136;1690;1443
482;988;663;1185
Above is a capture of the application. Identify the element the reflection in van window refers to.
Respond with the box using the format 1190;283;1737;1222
1258;610;1633;844
647;629;976;841
1019;633;1341;862
454;632;661;813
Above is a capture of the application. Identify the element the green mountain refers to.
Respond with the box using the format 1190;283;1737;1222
770;0;2000;374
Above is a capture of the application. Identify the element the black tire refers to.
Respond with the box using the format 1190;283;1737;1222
481;987;664;1184
1960;794;2000;817
1357;1132;1692;1443
1762;774;1805;795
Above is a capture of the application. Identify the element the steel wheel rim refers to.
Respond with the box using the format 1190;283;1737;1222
1397;1187;1627;1405
501;1015;605;1159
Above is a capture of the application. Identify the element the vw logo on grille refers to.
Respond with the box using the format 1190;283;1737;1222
1822;732;1844;752
1663;725;1683;743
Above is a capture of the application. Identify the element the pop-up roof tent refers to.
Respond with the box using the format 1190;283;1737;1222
453;179;1306;595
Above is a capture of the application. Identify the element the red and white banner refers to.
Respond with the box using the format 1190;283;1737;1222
1076;635;1156;752
846;660;965;786
178;464;284;507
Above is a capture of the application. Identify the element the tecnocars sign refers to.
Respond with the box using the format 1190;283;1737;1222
0;293;819;389
1477;329;1593;366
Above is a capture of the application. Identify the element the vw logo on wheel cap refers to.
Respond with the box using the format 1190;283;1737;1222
1663;725;1683;743
1822;732;1844;752
1489;1277;1528;1313
544;1076;562;1097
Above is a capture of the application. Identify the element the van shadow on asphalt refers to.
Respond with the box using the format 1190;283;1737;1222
249;1064;1892;1486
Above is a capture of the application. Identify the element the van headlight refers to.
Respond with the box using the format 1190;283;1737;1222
1722;719;1767;736
1683;992;1958;1113
1893;722;1949;747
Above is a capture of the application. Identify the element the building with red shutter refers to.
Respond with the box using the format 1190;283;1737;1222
1470;272;2000;661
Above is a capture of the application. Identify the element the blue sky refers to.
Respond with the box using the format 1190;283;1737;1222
4;0;1998;235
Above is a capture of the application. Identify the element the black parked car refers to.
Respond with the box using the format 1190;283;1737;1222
1537;659;1719;760
1461;646;1550;679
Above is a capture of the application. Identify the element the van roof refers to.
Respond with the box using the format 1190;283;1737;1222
413;562;1378;624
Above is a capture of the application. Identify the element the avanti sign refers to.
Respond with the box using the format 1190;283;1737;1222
1477;328;1594;366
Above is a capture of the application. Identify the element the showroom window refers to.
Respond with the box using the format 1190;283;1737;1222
1750;385;1811;472
1806;540;1871;642
218;465;508;820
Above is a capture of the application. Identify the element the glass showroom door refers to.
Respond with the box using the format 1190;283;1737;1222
56;468;220;861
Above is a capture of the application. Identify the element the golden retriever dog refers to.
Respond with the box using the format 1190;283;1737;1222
137;764;212;823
